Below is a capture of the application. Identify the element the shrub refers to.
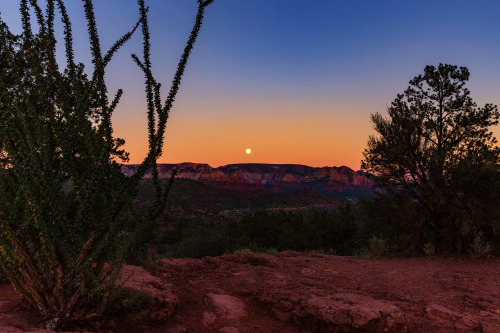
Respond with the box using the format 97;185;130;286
104;287;154;316
469;233;492;259
361;64;500;254
422;242;435;256
368;236;387;257
169;221;238;258
237;207;359;254
0;266;8;283
166;206;359;258
359;193;427;253
0;0;214;329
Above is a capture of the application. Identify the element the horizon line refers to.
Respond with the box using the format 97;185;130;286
120;161;361;171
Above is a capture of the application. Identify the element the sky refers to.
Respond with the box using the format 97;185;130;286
2;0;500;170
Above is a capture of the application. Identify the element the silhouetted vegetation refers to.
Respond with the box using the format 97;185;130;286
161;205;359;258
103;287;155;328
361;64;500;255
0;0;214;329
0;266;8;283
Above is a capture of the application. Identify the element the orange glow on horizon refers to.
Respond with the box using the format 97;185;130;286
112;91;500;172
113;97;373;171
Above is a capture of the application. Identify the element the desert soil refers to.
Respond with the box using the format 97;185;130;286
1;251;499;332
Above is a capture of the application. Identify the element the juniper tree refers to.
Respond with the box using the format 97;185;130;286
0;0;214;329
361;64;500;254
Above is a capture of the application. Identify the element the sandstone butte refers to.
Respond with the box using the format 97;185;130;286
1;251;499;332
121;163;373;196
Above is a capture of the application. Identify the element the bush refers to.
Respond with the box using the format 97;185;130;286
361;64;500;255
236;206;359;254
0;0;214;329
359;167;500;255
0;266;8;283
359;193;427;253
468;233;492;259
165;205;360;258
169;221;238;258
102;287;155;330
368;236;387;257
104;287;154;316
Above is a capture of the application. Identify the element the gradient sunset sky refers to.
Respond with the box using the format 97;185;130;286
2;0;500;170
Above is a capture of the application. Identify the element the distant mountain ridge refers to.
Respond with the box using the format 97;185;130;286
121;163;373;197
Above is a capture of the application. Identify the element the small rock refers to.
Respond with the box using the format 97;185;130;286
246;277;257;284
207;294;247;320
272;298;294;321
258;295;273;304
425;304;456;320
454;314;481;331
292;293;407;332
477;301;500;315
272;308;291;321
274;300;293;312
218;327;239;333
301;268;316;276
203;311;217;326
169;325;187;333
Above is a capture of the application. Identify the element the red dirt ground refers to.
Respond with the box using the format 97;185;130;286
1;252;499;332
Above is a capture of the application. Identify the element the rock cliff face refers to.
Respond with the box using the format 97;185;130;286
121;163;373;197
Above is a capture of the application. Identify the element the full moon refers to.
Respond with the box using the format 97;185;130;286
245;148;251;154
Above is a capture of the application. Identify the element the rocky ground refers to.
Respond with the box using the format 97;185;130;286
1;252;499;332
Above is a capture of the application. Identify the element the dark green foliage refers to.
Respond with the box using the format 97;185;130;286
104;287;154;316
358;193;427;253
0;266;8;283
102;287;155;331
235;206;358;254
361;64;500;254
166;205;359;258
0;0;214;329
169;221;238;258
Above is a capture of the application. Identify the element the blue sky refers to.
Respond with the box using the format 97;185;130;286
2;1;500;169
